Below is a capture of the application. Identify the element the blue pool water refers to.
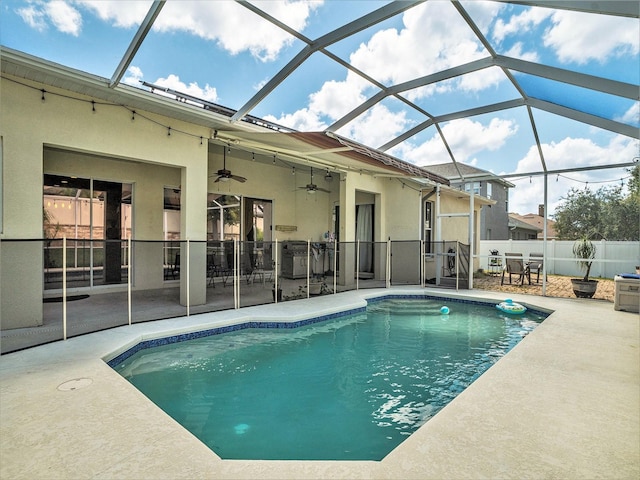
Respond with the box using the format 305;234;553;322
112;297;545;461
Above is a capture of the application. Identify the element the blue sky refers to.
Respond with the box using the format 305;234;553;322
1;0;638;215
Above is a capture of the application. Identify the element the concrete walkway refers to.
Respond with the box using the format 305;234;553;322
1;288;638;479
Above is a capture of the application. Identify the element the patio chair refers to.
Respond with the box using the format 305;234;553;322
222;243;255;286
528;253;544;283
501;252;529;285
169;252;180;279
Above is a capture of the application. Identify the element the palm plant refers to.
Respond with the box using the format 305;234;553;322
572;238;596;282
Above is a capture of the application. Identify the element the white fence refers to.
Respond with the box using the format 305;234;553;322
478;240;640;279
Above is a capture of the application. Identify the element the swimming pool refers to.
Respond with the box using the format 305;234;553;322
111;296;546;461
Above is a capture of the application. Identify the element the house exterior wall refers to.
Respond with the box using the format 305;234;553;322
449;180;510;240
1;74;485;329
481;181;509;240
1;75;208;326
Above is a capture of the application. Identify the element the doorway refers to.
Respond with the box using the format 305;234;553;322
356;203;374;277
43;174;132;289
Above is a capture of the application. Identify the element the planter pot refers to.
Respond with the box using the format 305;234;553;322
309;282;323;295
571;279;598;298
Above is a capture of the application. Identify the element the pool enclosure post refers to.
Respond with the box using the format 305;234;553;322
233;238;239;309
333;239;337;294
356;240;360;290
274;239;279;303
127;237;132;325
468;189;474;290
307;239;311;299
62;236;67;341
420;240;425;287
386;238;391;288
455;241;460;291
186;240;190;316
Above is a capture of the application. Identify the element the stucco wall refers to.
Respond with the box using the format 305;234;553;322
1;74;485;329
1;76;209;327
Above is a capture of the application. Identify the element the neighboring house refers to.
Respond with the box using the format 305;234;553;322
0;49;492;329
508;215;542;240
510;205;557;239
426;163;514;240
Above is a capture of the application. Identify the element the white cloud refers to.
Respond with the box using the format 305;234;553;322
152;0;320;62
337;104;410;148
508;136;639;215
46;1;82;35
618;102;640;125
544;10;639;64
76;0;149;28
17;5;48;31
392;117;518;166
502;42;539;62
264;108;327;132
17;0;82;35
308;76;368;121
154;74;219;102
492;6;551;43
51;1;322;61
271;1;509;143
122;66;144;86
349;2;494;91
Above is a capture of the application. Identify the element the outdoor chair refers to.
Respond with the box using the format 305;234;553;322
169;252;180;280
501;252;529;286
222;245;255;286
206;253;221;287
528;253;544;283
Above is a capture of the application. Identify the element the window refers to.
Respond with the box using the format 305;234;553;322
486;182;492;199
207;194;240;241
464;182;480;195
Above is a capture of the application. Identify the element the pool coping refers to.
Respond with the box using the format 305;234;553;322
1;287;638;479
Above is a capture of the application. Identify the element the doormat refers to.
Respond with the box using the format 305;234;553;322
43;294;90;303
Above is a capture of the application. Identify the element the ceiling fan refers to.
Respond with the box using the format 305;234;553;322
299;167;329;194
212;146;247;183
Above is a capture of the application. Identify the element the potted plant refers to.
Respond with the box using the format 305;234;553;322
570;238;598;298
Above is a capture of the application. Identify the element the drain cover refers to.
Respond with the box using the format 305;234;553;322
57;378;93;391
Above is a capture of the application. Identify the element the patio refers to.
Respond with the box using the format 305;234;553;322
1;287;638;479
474;273;615;302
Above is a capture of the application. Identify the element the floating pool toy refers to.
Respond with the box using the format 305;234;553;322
440;306;450;315
496;299;527;315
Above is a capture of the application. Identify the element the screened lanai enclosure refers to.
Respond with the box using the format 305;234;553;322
0;1;638;353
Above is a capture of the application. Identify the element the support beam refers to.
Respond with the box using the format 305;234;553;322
496;1;639;18
109;1;165;88
232;0;423;122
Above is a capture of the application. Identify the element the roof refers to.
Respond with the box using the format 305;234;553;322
511;212;557;238
508;214;543;232
0;47;449;183
425;163;515;188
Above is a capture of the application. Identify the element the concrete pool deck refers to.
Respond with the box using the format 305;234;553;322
1;287;638;479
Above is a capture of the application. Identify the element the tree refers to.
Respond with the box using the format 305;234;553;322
553;181;639;241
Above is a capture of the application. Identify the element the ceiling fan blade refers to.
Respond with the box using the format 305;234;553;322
230;175;247;183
